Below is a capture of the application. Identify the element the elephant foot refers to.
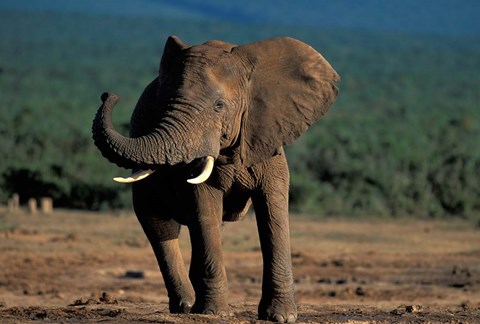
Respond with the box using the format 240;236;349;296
169;298;194;314
259;295;297;323
191;299;229;316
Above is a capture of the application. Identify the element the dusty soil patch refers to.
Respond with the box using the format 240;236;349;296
0;208;479;323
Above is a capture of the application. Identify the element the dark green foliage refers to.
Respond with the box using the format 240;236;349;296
287;113;480;217
1;10;479;216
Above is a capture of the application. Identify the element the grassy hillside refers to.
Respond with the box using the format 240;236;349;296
2;0;479;36
1;10;479;217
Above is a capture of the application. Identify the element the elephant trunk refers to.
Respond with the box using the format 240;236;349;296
92;92;175;169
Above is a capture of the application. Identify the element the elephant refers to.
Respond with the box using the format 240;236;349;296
92;35;339;322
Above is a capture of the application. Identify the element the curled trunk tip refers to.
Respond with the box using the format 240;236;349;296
101;92;119;104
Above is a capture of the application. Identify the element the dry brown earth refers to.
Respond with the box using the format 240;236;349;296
0;208;479;323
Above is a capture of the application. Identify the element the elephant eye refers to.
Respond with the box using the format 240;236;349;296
214;99;225;112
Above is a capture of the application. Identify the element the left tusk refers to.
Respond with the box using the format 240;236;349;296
187;156;215;184
113;169;155;183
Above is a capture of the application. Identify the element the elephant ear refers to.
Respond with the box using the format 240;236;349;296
159;35;188;76
130;36;188;138
232;37;340;166
129;78;160;138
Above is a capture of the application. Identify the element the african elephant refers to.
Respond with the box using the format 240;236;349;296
92;35;339;322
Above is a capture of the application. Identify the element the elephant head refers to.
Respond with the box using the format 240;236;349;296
92;36;339;183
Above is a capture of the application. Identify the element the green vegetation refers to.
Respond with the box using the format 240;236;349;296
1;10;479;217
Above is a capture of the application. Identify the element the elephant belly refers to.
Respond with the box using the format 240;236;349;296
223;192;252;222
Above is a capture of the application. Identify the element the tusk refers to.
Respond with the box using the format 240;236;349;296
113;169;155;183
187;156;215;184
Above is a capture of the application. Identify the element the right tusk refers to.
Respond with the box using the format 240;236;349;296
113;169;155;183
187;156;215;184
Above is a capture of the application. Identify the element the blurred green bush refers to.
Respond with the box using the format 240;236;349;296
1;11;479;217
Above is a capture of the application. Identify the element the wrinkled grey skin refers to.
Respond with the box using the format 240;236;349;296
92;36;339;322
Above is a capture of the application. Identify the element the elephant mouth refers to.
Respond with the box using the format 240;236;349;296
112;156;215;185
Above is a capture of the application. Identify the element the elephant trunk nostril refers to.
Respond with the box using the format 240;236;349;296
101;92;109;102
100;92;119;104
92;88;169;168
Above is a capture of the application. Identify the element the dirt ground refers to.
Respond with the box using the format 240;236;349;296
0;208;479;323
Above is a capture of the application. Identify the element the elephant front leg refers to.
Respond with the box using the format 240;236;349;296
133;181;194;313
152;238;195;313
252;159;297;322
188;186;229;315
137;217;195;313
